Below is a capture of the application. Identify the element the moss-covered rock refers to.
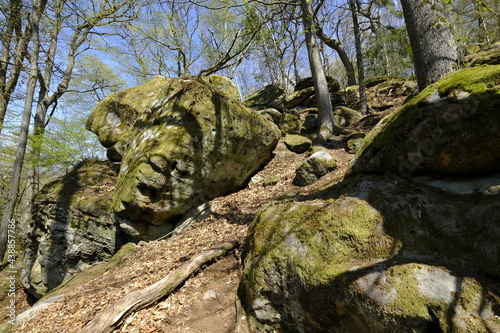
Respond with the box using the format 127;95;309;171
351;65;500;175
466;42;500;66
333;106;362;127
294;76;340;93
285;87;315;109
107;77;280;234
280;109;303;134
22;160;134;299
293;151;337;186
199;74;241;101
257;108;283;126
284;134;312;154
86;76;171;161
244;83;285;111
239;174;500;332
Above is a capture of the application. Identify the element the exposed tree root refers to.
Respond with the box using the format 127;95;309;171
78;241;237;333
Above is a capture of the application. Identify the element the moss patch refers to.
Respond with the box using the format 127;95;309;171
351;65;500;175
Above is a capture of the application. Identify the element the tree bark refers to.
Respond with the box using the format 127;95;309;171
0;0;47;261
300;0;340;140
349;0;367;114
78;241;237;333
0;0;30;135
315;26;357;87
400;0;458;90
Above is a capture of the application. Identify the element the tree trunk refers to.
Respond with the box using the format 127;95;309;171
400;0;458;90
300;0;340;140
0;0;47;261
349;0;367;115
79;241;236;333
315;26;357;87
0;0;30;135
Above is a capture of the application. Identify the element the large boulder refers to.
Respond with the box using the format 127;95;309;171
350;65;500;175
22;160;133;298
88;76;280;237
239;174;500;333
86;76;171;162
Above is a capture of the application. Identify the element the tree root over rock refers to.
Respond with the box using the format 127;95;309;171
78;241;237;333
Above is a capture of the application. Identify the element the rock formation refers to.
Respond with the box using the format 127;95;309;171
22;160;134;298
87;75;280;238
350;65;500;175
239;65;500;332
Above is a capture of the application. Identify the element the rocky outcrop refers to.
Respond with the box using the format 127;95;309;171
351;65;500;175
239;65;500;333
244;83;285;111
88;76;280;237
22;160;133;298
239;174;500;333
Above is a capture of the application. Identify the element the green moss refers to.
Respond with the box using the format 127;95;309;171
247;197;398;286
351;65;500;175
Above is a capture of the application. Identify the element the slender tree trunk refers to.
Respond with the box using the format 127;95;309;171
0;0;29;134
0;0;47;261
400;0;458;90
315;26;357;86
349;0;367;115
300;0;340;140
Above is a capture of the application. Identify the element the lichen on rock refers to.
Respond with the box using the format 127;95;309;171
350;65;500;175
22;160;133;299
88;76;281;236
239;174;500;332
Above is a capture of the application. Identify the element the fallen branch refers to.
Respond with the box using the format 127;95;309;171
79;241;237;333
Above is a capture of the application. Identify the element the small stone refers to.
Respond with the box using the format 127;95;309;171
284;134;313;154
203;290;218;301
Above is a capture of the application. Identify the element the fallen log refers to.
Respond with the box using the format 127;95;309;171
79;241;237;333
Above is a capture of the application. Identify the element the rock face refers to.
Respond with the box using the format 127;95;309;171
244;83;285;111
22;160;133;298
88;76;280;235
351;65;500;175
239;174;500;333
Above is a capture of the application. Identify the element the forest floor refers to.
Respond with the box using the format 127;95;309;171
9;106;398;333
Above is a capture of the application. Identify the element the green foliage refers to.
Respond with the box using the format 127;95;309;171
364;26;414;79
36;116;105;177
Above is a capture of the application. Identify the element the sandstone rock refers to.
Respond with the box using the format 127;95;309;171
94;77;280;235
465;42;500;66
279;109;303;134
22;160;134;298
86;76;171;162
294;76;340;93
199;74;241;101
351;65;500;175
345;132;366;154
244;83;285;111
333;106;362;127
293;151;337;186
257;108;283;126
300;112;318;134
239;174;500;333
284;134;312;154
284;87;315;109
